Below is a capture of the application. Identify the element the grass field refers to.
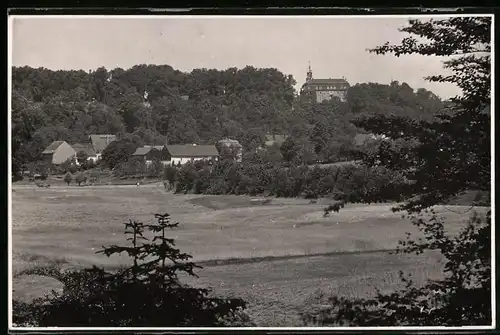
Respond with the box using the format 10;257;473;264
11;184;485;326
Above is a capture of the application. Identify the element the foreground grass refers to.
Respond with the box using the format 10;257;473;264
13;250;444;327
181;250;444;326
11;186;482;326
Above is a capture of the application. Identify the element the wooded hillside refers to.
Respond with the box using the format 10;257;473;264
11;65;446;175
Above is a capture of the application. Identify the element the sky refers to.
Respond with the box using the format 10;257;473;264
10;16;463;98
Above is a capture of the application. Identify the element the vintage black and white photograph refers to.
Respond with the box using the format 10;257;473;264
9;13;493;329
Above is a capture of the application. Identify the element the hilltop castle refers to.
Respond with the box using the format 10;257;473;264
299;63;349;103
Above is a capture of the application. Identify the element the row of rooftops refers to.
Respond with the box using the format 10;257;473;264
132;144;220;158
42;133;290;159
42;134;117;156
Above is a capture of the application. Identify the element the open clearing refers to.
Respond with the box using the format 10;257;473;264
11;184;484;326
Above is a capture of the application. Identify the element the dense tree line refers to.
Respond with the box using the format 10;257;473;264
12;64;445;178
171;159;407;203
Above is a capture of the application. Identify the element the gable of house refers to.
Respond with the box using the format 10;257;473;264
89;134;117;154
132;147;153;156
42;141;76;165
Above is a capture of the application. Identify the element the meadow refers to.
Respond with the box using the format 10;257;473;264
11;184;483;326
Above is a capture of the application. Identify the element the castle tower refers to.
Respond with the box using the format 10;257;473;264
306;61;313;82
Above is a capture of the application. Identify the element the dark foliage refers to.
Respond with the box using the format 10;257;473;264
76;151;88;166
74;172;87;186
101;139;138;170
163;165;177;186
173;160;407;201
63;172;72;186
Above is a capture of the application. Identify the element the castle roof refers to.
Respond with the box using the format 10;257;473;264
302;78;350;90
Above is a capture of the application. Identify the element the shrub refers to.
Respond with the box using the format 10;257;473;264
147;159;163;178
101;139;138;170
175;163;198;194
76;151;88;166
75;172;87;186
63;172;72;186
163;165;177;186
12;214;249;327
173;159;407;201
86;159;96;170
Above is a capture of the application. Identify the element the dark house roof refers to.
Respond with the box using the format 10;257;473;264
144;145;166;151
132;147;159;156
72;143;97;156
166;145;219;157
42;141;65;154
89;134;117;153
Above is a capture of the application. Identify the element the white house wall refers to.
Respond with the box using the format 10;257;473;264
170;156;217;165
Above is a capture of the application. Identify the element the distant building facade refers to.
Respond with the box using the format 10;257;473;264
42;141;77;165
165;144;219;166
132;145;170;166
300;63;350;103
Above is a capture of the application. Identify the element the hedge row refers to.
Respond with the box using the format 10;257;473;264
172;160;408;203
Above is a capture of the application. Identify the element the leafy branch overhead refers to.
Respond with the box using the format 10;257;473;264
337;16;492;214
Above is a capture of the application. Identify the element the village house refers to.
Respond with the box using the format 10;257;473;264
217;138;243;162
131;145;170;166
165;144;219;166
41;141;77;165
132;146;160;166
88;134;117;161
